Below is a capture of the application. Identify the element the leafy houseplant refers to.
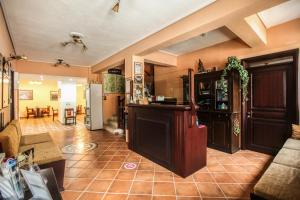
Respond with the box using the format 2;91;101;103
220;56;249;103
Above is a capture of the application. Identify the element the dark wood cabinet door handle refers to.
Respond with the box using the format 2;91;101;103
247;112;251;118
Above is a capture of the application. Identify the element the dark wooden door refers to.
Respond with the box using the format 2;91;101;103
245;62;296;154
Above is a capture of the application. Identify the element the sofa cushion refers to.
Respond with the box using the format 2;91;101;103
0;125;20;157
273;147;300;169
292;124;300;139
21;132;52;145
254;163;300;200
283;138;300;151
19;142;64;165
10;120;22;139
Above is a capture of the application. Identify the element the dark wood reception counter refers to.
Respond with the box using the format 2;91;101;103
128;103;207;177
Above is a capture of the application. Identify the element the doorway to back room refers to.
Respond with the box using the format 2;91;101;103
17;73;87;124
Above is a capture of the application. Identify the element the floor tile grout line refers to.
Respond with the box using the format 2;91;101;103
100;140;129;199
151;162;155;200
211;158;229;200
126;155;141;200
171;170;178;200
192;171;203;199
74;138;117;200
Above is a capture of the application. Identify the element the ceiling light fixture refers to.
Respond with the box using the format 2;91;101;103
54;59;70;67
4;54;27;63
112;0;120;13
61;32;88;51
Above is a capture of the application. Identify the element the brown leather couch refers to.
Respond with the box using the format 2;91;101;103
0;120;65;191
251;138;300;200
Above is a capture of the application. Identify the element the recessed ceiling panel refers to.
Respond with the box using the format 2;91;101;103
258;0;300;29
162;27;236;55
1;0;216;66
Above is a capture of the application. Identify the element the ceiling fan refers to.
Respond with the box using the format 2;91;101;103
54;59;70;67
61;32;88;51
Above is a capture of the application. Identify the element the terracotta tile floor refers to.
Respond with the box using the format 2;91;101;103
20;117;273;200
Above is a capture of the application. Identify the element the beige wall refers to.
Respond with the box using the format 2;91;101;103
0;6;15;124
76;84;86;109
103;94;124;124
19;79;86;118
155;19;300;101
19;80;58;118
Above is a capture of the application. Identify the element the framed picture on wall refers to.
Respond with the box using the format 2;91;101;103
2;62;10;108
134;75;143;84
19;90;33;100
50;91;58;101
134;62;142;75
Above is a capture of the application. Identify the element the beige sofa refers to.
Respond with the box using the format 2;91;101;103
0;120;65;190
251;138;300;200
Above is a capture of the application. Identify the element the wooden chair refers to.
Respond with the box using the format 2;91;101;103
76;105;83;114
64;108;76;125
52;107;58;121
41;106;51;117
26;107;36;119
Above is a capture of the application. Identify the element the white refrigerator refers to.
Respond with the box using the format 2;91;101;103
85;84;103;130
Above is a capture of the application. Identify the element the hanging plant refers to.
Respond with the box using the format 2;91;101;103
220;56;249;102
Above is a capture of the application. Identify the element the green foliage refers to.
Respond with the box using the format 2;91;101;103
103;74;125;94
233;118;240;136
220;56;249;103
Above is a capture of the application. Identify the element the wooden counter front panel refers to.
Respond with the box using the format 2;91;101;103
128;105;207;177
128;107;174;170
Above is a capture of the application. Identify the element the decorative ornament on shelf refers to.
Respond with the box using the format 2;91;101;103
197;59;205;73
220;56;249;103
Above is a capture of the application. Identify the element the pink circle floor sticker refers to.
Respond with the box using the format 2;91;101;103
123;162;137;170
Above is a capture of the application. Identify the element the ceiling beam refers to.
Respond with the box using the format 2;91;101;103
143;51;177;67
92;0;287;73
226;14;267;47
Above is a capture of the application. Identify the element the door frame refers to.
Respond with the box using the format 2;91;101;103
241;49;299;150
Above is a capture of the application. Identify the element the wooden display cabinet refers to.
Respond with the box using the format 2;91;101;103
195;70;241;153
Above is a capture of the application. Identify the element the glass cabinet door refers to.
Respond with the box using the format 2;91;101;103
197;81;212;110
199;82;211;95
215;80;229;110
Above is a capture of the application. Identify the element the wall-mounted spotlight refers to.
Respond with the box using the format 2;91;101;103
112;0;120;13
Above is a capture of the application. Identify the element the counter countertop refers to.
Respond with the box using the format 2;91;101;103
127;103;191;111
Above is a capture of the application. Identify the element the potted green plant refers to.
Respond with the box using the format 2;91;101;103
220;56;249;103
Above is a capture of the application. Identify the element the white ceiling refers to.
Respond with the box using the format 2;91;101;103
258;0;300;28
1;0;215;66
161;27;236;56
